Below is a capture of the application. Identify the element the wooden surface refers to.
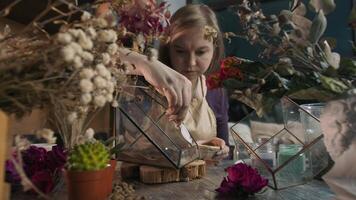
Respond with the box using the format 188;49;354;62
0;111;10;200
11;160;335;200
129;160;335;200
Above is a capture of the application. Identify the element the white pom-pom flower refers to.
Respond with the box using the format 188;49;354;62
107;43;118;55
80;68;95;79
94;95;106;107
80;51;94;62
57;33;72;44
80;93;92;104
97;30;117;43
106;94;113;102
86;27;97;39
80;79;94;93
102;53;111;65
61;45;76;62
93;76;107;88
112;100;119;108
73;56;83;69
94;18;109;28
78;34;93;50
84;128;95;140
81;11;91;21
67;112;78;124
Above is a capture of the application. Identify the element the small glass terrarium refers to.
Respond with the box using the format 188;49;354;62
230;96;329;189
113;76;199;169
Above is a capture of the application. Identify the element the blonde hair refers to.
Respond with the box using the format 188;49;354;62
159;4;224;73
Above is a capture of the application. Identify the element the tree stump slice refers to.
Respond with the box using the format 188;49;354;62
139;160;206;184
119;162;140;179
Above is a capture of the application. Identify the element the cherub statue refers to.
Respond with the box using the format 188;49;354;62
320;95;356;200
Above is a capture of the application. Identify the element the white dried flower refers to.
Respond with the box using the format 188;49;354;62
96;63;106;72
80;79;94;93
94;76;107;88
96;64;111;79
61;45;75;62
81;93;92;104
107;43;118;55
73;56;83;69
106;94;113;102
80;51;94;62
14;135;30;151
57;33;72;44
84;128;95;140
67;112;78;124
86;27;97;39
78;34;93;50
107;81;115;93
68;29;80;37
94;95;106;107
36;128;56;144
80;68;95;79
97;30;117;43
102;53;111;65
81;11;91;21
94;17;108;28
69;42;83;54
112;100;119;108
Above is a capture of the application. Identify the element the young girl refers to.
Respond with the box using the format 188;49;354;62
160;4;230;158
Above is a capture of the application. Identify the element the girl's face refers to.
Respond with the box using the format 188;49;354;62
169;27;214;82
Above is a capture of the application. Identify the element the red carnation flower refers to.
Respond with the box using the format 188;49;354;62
220;56;242;69
216;163;268;197
206;72;222;89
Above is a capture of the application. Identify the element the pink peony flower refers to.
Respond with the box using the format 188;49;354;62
216;163;268;197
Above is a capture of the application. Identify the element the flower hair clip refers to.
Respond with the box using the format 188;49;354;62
203;25;218;42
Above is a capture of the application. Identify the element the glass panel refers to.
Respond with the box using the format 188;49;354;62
115;78;199;168
230;96;329;189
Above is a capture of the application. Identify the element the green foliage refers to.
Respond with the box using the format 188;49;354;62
68;141;110;171
230;0;355;115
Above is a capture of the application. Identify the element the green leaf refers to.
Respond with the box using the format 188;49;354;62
309;10;327;44
287;87;334;101
349;5;356;29
320;75;349;94
223;78;253;89
309;0;336;15
338;58;356;76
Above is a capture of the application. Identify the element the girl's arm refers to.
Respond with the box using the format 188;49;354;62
118;48;192;125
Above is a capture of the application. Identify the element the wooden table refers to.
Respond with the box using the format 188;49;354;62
11;160;335;200
129;160;335;200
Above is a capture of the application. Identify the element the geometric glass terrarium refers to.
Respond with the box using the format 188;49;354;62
114;76;199;169
230;96;329;189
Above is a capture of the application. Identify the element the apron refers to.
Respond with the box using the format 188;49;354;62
183;75;217;141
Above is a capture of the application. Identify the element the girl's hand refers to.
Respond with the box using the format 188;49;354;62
140;60;192;125
198;137;229;160
117;48;192;125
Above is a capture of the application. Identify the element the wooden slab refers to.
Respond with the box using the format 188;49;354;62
0;111;10;200
139;160;206;184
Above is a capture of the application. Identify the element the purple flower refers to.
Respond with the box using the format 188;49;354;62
31;170;54;194
5;145;67;194
46;145;67;172
216;163;268;197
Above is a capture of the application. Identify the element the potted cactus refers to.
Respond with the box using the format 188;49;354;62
65;141;110;200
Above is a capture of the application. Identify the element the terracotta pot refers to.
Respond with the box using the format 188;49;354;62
105;159;117;196
64;168;107;200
